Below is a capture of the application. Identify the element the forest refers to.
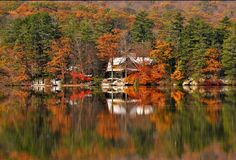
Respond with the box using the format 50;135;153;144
0;1;235;85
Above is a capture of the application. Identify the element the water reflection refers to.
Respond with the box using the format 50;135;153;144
0;86;235;159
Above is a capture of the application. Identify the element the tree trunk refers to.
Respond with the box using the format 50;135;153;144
61;67;65;83
111;57;114;81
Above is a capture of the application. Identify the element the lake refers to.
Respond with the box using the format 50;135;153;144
0;86;235;160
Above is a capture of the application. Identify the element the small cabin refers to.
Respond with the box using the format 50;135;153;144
105;54;153;79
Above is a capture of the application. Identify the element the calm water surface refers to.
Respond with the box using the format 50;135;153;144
0;86;235;160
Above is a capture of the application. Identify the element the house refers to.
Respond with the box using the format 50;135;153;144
105;54;153;78
102;54;153;87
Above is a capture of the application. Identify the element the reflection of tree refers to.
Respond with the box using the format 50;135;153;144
171;90;184;110
131;127;154;158
150;109;172;133
201;98;221;124
0;95;59;159
48;105;71;135
222;89;236;152
96;111;121;140
0;87;235;159
124;86;166;108
200;87;222;124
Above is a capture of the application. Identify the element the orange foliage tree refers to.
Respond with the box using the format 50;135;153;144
96;29;122;79
125;40;171;85
149;40;173;83
96;29;122;60
125;66;152;85
150;40;173;63
9;46;35;82
201;48;222;79
47;37;73;80
171;62;184;82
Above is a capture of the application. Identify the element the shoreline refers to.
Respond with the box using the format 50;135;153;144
3;83;236;87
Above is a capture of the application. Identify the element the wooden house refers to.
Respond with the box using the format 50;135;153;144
105;54;153;79
102;54;153;87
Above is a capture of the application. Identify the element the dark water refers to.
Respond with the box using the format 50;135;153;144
0;86;235;160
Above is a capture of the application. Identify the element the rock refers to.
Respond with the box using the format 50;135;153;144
199;78;205;83
222;79;231;85
190;80;198;86
182;80;190;86
188;77;194;81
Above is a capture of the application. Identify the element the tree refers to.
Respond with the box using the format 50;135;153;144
96;29;122;79
213;16;231;50
78;19;95;43
130;11;154;43
168;11;184;57
94;18;113;39
201;48;222;79
150;40;173;63
181;18;215;79
167;12;185;79
5;12;61;81
222;24;236;80
219;16;231;38
47;37;73;80
150;40;173;80
171;65;184;82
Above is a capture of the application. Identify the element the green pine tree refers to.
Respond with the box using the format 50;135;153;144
168;12;185;76
213;16;231;50
181;18;215;79
222;24;236;80
130;11;154;43
5;12;61;79
78;19;95;43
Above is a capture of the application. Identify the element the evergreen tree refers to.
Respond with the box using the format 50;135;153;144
213;16;231;50
78;19;95;43
222;24;236;80
94;19;113;39
168;12;185;76
5;12;61;80
181;18;214;79
169;12;184;55
130;11;154;43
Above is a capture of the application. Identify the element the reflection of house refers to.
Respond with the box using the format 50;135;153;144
102;85;127;93
105;54;153;78
51;79;61;86
32;78;61;87
107;99;153;116
106;91;154;116
32;85;45;92
33;79;45;86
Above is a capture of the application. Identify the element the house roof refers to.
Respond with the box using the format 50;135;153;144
106;55;153;72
